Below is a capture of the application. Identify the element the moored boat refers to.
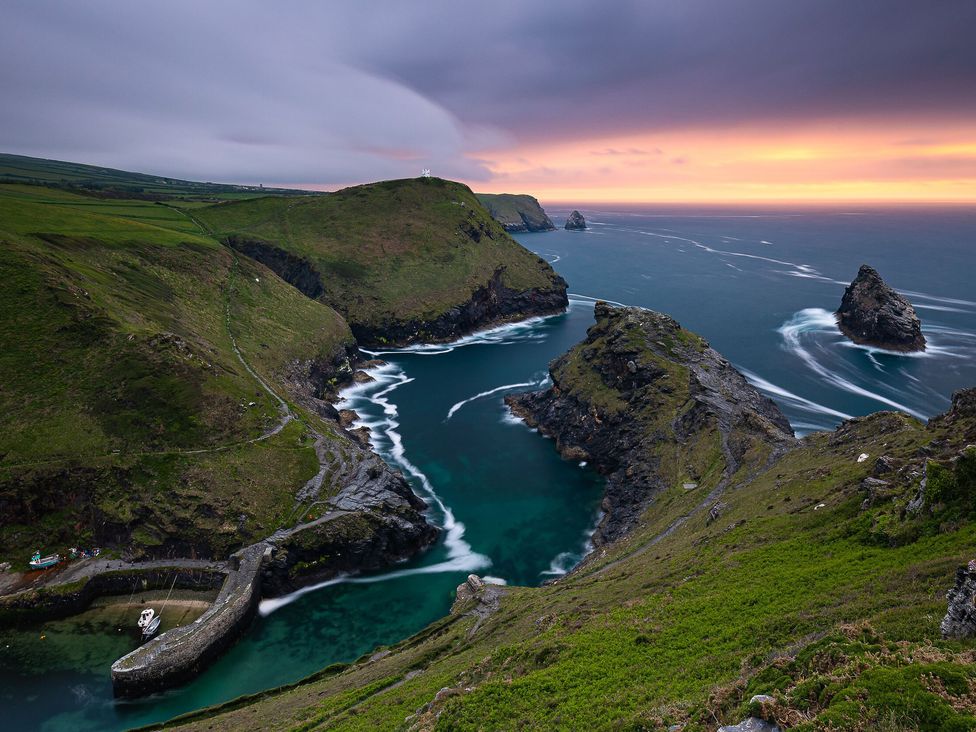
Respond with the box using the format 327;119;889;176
138;608;161;640
29;551;60;570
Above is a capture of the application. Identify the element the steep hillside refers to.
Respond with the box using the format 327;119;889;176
196;179;567;344
477;192;556;232
0;183;426;566
160;305;976;731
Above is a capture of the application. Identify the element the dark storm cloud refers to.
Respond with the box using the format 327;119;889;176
1;0;973;184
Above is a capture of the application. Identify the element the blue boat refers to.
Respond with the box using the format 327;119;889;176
29;551;60;570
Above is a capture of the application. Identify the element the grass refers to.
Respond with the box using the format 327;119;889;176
0;183;354;563
196;178;564;335
0;153;310;201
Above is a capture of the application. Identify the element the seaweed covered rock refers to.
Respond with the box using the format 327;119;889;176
835;265;925;352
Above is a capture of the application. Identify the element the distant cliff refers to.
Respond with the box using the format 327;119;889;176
476;193;556;232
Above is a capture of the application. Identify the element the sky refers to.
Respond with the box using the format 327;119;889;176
2;0;975;203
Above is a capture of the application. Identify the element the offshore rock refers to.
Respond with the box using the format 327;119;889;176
507;302;795;543
564;209;587;230
941;563;976;639
835;265;925;352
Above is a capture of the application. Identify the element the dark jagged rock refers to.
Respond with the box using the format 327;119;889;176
941;562;976;639
506;302;795;543
226;235;324;299
564;210;587;230
351;267;568;346
835;265;925;352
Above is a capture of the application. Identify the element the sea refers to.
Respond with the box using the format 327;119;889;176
3;203;975;731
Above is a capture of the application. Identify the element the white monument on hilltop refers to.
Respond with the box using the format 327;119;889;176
421;169;431;178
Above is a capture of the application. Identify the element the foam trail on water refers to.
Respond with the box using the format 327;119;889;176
341;364;489;564
568;292;629;307
541;511;602;577
247;362;498;617
915;303;971;314
738;367;852;421
446;381;538;421
635;229;834;282
259;554;492;615
778;308;926;419
363;312;560;357
902;290;976;309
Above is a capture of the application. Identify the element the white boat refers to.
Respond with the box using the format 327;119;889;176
29;551;60;570
137;608;161;639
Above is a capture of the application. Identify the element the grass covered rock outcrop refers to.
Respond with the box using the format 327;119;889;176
508;302;795;542
197;178;567;345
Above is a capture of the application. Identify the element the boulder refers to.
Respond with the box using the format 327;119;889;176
565;209;587;230
717;719;780;732
835;265;925;352
941;563;976;639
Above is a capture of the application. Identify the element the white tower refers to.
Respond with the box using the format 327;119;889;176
421;169;431;178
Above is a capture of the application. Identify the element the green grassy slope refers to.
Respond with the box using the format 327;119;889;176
0;183;355;563
160;319;976;731
477;193;555;232
0;152;310;201
196;178;565;343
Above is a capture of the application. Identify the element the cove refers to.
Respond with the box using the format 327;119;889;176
4;204;976;731
0;304;605;732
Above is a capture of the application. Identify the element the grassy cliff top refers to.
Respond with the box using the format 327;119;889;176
0;183;355;562
476;192;555;231
0;152;309;200
196;178;564;335
162;314;976;732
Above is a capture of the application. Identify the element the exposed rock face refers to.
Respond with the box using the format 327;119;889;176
351;267;568;346
226;235;324;299
261;442;438;595
941;563;976;639
507;302;795;543
564;210;587;230
476;193;556;232
835;265;925;352
718;718;781;732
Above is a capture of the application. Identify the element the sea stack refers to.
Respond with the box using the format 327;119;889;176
835;264;925;352
564;210;587;230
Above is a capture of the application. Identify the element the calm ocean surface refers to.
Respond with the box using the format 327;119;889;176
3;204;975;731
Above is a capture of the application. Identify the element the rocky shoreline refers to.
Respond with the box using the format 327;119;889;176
349;267;568;347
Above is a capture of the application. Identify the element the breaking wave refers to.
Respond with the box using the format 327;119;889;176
262;363;494;616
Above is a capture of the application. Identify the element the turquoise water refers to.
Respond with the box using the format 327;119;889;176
3;204;976;730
